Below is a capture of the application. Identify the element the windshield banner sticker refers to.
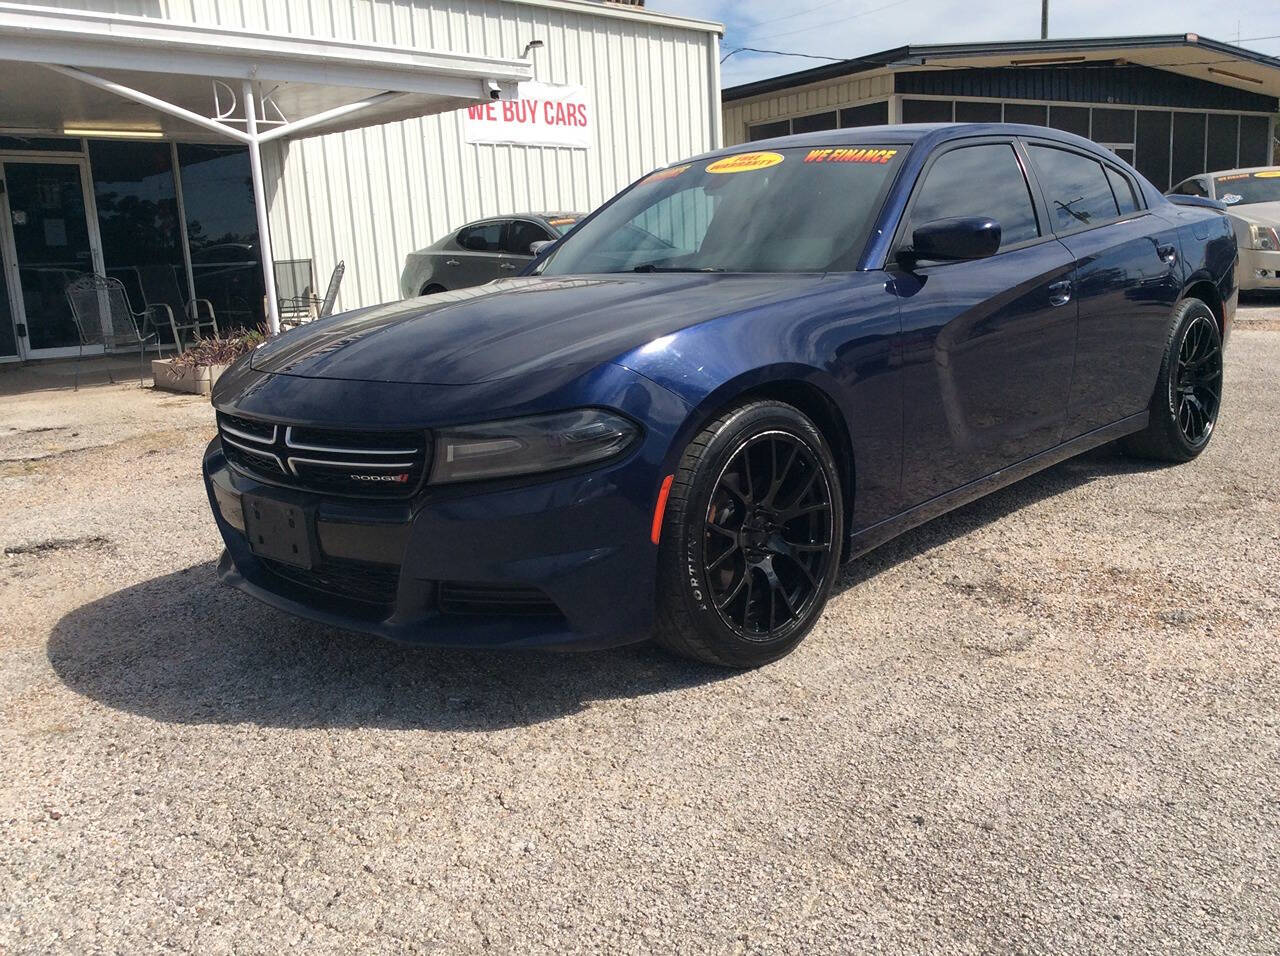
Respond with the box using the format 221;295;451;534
803;148;898;165
705;152;785;174
1256;171;1280;178
641;164;692;185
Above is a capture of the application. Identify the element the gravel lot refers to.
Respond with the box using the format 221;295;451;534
2;301;1279;953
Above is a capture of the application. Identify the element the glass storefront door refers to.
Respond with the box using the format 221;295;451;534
0;158;103;358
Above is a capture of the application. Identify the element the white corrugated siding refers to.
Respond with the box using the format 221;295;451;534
23;0;720;311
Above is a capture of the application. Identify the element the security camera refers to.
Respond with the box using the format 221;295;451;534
487;80;502;100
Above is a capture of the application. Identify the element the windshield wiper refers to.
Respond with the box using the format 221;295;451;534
631;264;724;273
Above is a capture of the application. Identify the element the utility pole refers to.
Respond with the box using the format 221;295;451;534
1041;0;1048;39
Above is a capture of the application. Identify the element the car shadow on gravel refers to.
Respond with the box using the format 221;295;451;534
47;444;1162;731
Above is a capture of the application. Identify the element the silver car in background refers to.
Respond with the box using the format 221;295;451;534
399;212;583;298
1170;167;1280;291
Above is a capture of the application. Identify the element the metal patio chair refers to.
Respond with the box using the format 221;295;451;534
134;264;218;351
65;274;162;390
277;259;345;327
274;258;315;326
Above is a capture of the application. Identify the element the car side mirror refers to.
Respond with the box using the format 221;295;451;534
902;217;1002;265
529;239;554;256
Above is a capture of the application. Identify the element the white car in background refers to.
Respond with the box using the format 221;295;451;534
1170;167;1280;291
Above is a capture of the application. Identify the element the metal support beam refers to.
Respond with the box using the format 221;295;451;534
41;64;252;143
256;91;410;143
244;80;281;336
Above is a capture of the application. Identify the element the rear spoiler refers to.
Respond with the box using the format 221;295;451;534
1167;194;1227;211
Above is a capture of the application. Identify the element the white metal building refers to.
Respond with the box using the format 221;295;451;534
0;0;721;362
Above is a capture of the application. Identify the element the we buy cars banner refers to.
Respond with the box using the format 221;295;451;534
462;82;592;149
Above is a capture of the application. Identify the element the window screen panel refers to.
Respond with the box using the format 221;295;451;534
1239;115;1271;168
792;111;837;134
1171;112;1207;185
1135;110;1172;190
748;120;790;142
1027;144;1119;231
906;143;1041;250
1206;114;1239;172
954;101;1002;123
1092;108;1135;144
839;101;889;127
1048;106;1090;137
902;99;953;123
1004;103;1048;126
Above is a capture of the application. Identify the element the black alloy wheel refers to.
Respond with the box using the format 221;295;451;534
654;401;844;668
1123;297;1224;463
1172;312;1222;447
704;431;835;640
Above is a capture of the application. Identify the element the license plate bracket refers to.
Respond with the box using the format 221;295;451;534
242;494;315;569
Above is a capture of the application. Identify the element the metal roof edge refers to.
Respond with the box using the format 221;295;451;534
723;34;1280;102
501;0;723;36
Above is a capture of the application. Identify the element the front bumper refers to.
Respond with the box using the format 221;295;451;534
203;365;690;651
1238;247;1280;290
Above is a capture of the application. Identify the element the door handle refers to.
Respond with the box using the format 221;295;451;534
445;258;460;266
499;262;518;271
1157;243;1178;266
1048;279;1072;307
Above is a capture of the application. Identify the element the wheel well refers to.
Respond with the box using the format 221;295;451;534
730;381;856;557
421;283;446;296
1181;280;1224;336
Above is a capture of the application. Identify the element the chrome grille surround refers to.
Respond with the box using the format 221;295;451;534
216;411;429;498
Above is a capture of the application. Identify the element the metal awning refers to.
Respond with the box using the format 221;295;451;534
0;1;535;332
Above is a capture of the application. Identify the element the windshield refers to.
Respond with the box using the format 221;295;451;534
1215;170;1280;206
539;146;906;275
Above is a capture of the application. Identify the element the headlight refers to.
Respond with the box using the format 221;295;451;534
429;409;639;484
1248;224;1280;251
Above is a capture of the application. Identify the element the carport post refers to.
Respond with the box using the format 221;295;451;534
244;80;282;336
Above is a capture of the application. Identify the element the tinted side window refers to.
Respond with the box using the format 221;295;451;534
1105;166;1140;214
1028;145;1120;230
506;220;552;255
1175;178;1208;198
456;222;504;252
906;143;1040;251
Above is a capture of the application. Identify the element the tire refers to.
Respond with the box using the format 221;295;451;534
653;401;844;668
421;284;446;296
1121;297;1224;463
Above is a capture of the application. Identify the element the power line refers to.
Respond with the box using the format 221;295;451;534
721;47;845;65
742;0;855;32
746;0;913;43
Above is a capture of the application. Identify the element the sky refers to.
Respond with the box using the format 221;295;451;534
644;0;1280;89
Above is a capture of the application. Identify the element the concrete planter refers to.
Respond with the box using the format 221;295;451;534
151;358;230;396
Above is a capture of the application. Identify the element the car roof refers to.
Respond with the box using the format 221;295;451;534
462;212;584;226
684;122;1114;164
1200;166;1280;178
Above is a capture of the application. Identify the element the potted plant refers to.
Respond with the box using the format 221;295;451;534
152;328;265;396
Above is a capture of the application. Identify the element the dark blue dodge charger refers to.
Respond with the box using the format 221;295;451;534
206;124;1235;667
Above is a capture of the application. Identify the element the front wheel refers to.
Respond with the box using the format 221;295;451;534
1122;297;1223;462
653;401;844;668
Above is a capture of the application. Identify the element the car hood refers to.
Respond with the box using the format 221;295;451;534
250;274;833;385
1229;200;1280;224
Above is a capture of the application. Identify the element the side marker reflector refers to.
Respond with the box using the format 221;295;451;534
651;474;674;545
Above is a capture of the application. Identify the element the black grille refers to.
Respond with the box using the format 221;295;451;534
438;582;561;617
217;411;429;498
261;556;400;611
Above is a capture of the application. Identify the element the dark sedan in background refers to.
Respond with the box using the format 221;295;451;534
398;212;583;298
207;124;1235;668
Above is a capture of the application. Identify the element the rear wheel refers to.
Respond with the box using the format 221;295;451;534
1122;298;1223;462
654;401;843;668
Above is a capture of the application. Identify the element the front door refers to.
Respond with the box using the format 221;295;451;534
889;139;1079;509
0;158;103;359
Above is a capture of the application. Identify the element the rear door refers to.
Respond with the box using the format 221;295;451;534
1023;141;1182;437
449;220;509;288
890;138;1079;507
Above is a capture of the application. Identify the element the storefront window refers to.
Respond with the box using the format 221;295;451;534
89;140;186;342
177;144;264;330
